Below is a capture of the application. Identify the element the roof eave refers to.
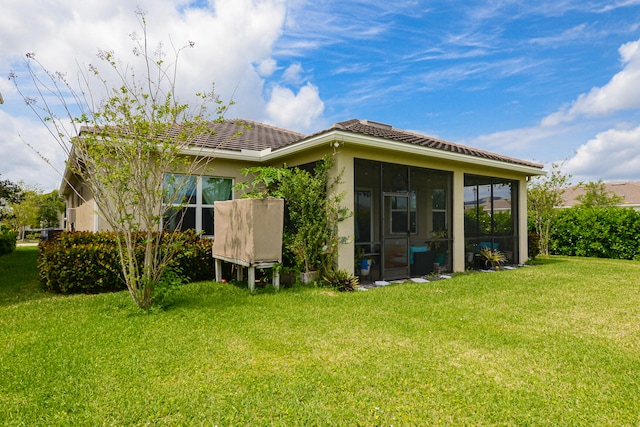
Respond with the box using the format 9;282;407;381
179;146;272;161
265;130;546;176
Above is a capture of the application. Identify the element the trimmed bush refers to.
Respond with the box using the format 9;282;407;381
0;229;18;255
550;207;640;260
38;230;214;294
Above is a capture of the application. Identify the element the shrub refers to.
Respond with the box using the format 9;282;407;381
527;232;541;260
0;229;18;255
320;268;359;292
550;207;640;260
38;230;214;294
478;248;506;269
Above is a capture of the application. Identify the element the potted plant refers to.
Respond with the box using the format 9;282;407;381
355;246;373;276
429;230;448;267
291;236;318;284
357;258;372;275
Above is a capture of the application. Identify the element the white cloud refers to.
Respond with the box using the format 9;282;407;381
565;125;640;181
0;111;65;191
470;122;577;154
265;82;325;133
542;39;640;126
0;0;332;189
257;58;278;77
529;24;589;46
282;62;303;84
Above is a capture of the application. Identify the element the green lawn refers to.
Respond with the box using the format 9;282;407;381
1;246;639;426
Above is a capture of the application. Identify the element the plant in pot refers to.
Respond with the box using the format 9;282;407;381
355;246;373;276
429;229;448;268
291;236;318;284
357;258;373;275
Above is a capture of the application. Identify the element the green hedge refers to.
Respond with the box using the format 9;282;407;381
0;230;18;255
550;207;640;260
38;230;214;294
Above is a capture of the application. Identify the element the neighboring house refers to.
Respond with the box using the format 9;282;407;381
561;182;640;210
60;118;544;279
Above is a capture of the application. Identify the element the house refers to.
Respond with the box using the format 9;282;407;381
60;118;544;279
561;182;640;210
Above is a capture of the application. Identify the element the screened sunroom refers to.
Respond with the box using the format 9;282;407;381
354;158;453;281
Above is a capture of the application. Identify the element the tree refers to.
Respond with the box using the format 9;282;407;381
38;190;65;228
7;188;40;240
0;175;24;222
11;10;230;309
575;180;624;208
528;162;571;257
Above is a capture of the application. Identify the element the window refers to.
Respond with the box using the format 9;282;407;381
390;190;417;234
464;174;518;265
163;174;233;236
432;189;447;232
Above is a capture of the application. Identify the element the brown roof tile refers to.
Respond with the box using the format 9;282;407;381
80;119;304;152
180;119;305;151
80;118;543;170
325;119;543;169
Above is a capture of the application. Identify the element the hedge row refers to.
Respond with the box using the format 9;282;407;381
550;207;640;260
0;229;18;255
38;230;215;294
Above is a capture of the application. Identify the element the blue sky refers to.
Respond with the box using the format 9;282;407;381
1;0;640;190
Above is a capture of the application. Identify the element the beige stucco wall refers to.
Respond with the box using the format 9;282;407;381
62;138;536;275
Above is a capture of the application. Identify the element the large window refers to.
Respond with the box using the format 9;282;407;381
464;174;518;265
163;174;233;236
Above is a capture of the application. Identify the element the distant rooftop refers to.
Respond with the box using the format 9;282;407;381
562;181;640;208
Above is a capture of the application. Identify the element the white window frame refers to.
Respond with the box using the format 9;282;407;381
163;174;234;236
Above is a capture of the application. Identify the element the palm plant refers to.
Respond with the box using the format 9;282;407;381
479;248;506;269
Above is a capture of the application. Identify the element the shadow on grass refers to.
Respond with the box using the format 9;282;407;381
527;256;570;266
164;277;319;312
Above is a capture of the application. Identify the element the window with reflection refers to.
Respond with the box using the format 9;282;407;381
163;174;233;236
464;174;518;265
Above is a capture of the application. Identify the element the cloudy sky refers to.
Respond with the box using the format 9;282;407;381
2;0;640;191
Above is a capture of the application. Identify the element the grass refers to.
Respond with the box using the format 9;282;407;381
1;247;640;426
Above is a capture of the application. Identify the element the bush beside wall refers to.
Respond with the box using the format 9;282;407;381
527;232;541;260
550;207;640;260
38;230;214;294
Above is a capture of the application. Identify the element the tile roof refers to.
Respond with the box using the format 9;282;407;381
181;119;305;151
80;119;304;152
562;181;640;207
325;119;543;169
81;118;543;170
